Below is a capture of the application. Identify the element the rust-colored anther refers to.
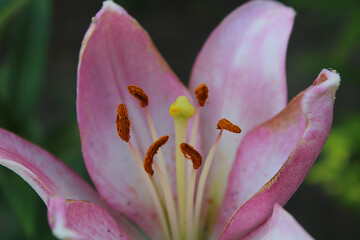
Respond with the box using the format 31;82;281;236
217;119;241;134
144;135;169;175
127;85;149;108
194;84;209;107
179;143;202;169
116;104;131;142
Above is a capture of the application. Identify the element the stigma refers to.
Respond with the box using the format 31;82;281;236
169;96;195;118
116;84;241;240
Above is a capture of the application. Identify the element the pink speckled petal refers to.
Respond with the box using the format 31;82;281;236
242;204;314;240
48;197;129;240
219;69;340;240
0;128;100;205
189;0;295;212
77;1;192;238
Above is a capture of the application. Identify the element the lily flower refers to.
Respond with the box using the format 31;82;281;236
0;0;340;239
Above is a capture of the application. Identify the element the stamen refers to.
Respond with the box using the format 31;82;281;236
217;118;242;133
115;105;170;239
144;107;172;192
189;84;208;199
144;135;180;240
188;105;200;198
127;85;149;107
180;143;202;169
144;135;169;175
194;119;241;238
116;104;131;142
194;83;209;107
180;143;202;240
127;141;171;240
194;130;223;239
152;162;180;240
127;88;179;239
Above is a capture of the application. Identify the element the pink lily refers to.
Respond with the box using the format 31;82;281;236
0;0;340;239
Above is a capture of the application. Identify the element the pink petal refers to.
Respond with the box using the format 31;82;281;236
0;128;100;205
242;204;314;240
48;197;129;240
189;0;295;211
219;69;340;239
77;1;192;237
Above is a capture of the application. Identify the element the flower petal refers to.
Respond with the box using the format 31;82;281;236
0;128;100;205
219;69;340;239
48;197;129;240
189;0;295;211
242;204;314;240
77;1;192;237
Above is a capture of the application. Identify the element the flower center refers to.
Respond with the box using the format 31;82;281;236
116;84;241;240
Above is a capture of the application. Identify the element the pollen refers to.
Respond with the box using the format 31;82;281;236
144;135;169;175
116;104;131;142
217;118;242;133
179;143;202;169
127;85;149;107
194;84;209;107
169;96;195;119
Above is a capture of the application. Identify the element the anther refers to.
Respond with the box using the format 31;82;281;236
194;84;209;107
144;136;169;175
217;118;242;133
127;85;149;107
179;143;202;169
116;104;131;142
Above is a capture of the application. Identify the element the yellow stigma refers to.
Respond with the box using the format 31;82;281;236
169;96;195;119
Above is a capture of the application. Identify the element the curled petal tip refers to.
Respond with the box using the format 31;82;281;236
305;69;341;112
250;0;296;19
313;69;340;87
102;0;128;15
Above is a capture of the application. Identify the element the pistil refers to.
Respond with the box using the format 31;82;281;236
169;96;195;239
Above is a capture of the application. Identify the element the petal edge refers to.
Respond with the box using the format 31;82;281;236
189;0;295;216
0;128;100;205
242;204;314;240
220;69;340;239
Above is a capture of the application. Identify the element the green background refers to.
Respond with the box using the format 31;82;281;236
0;0;359;239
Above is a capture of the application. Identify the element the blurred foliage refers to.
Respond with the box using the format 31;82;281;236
288;0;360;222
307;114;360;216
0;0;50;140
287;0;360;82
0;0;55;239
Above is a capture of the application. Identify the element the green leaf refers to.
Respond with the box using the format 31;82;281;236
0;168;39;239
0;0;30;37
0;0;51;132
332;10;360;67
12;0;51;122
307;114;360;216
